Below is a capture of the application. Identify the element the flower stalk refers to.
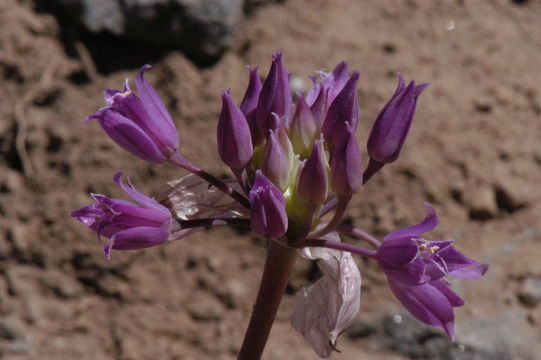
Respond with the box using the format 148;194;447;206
237;242;297;360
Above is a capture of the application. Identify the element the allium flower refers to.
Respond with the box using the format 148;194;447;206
73;53;487;359
364;73;428;181
376;203;488;339
249;171;288;238
86;65;179;163
70;172;174;258
218;90;253;169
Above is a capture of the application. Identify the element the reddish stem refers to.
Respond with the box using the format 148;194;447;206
237;242;297;360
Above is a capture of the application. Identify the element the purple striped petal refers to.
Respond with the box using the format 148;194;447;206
388;279;456;341
113;172;170;215
135;65;179;150
383;202;438;241
103;226;170;259
92;108;166;163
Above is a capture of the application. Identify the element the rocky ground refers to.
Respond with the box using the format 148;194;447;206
1;0;541;359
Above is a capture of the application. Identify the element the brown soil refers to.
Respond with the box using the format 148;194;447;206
1;0;541;359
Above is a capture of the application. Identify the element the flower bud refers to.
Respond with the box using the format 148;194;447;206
256;52;293;134
217;90;254;169
330;123;363;196
262;129;290;191
249;171;288;238
367;73;428;164
86;65;179;163
320;60;350;105
240;66;264;146
321;71;360;150
309;85;328;129
288;93;317;158
297;140;328;206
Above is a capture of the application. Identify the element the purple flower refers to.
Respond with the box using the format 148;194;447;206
288;93;318;158
256;52;293;134
367;73;428;164
70;172;173;259
217;90;254;169
330;122;363;196
249;171;288;238
321;71;359;151
376;203;488;339
86;65;179;163
297;140;328;207
240;66;264;146
262;129;290;191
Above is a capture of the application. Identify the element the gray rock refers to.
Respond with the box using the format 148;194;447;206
519;277;541;308
48;0;244;60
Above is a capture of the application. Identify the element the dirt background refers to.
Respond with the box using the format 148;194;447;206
1;0;541;359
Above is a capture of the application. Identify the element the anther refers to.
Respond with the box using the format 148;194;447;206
419;244;427;251
429;246;440;254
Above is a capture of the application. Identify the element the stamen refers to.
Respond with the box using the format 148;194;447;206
419;243;427;251
429;245;440;254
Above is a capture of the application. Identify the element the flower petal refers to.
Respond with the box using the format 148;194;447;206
388;279;456;341
91;108;166;163
135;65;179;150
383;202;438;241
113;172;170;215
103;226;170;259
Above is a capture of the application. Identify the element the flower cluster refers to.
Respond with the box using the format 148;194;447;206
71;53;487;358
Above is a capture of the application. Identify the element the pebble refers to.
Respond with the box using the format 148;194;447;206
0;319;19;340
467;185;498;220
39;269;84;299
187;296;223;322
519;277;541;308
217;279;248;309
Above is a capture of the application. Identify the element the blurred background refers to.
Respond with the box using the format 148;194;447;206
1;0;540;359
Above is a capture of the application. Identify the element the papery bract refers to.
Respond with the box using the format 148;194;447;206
154;173;250;240
291;231;361;358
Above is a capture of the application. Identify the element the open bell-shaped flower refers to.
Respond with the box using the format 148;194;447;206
86;65;179;163
376;203;488;340
249;171;288;238
70;172;173;259
217;90;254;169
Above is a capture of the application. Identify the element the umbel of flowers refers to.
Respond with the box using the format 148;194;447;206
71;53;487;359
